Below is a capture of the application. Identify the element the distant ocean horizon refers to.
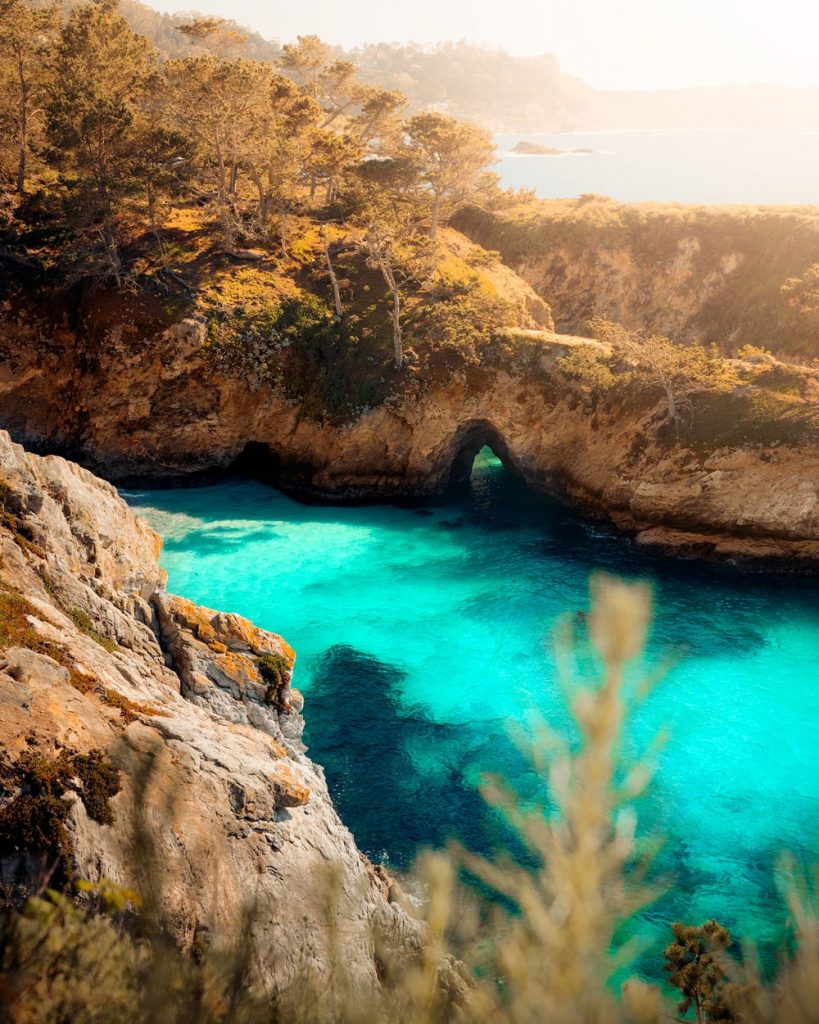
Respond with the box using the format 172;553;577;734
494;129;819;205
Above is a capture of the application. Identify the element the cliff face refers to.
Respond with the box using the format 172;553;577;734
0;431;417;987
1;220;819;569
1;304;817;567
453;200;819;359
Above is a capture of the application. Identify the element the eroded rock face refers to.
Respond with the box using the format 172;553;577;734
153;593;302;745
261;374;818;568
0;431;418;988
1;298;818;567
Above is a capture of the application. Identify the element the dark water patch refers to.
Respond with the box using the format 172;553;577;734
436;517;466;531
304;644;533;867
163;525;279;553
656;621;769;660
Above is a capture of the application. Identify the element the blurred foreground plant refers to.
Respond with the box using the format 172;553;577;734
433;574;664;1024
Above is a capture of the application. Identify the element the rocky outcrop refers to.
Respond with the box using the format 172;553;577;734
0;431;419;988
236;375;818;570
509;142;599;156
1;223;818;568
2;304;818;567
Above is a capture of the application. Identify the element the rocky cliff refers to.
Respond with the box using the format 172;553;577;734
2;203;819;569
0;430;418;987
1;299;818;567
454;199;819;359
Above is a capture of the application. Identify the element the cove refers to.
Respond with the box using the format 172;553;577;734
126;449;819;974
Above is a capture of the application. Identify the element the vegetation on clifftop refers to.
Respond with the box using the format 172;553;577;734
454;198;819;361
0;1;562;423
1;1;818;455
557;318;819;450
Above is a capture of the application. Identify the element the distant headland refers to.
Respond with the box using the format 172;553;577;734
510;141;600;156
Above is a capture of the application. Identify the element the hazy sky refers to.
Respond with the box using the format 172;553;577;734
143;0;819;91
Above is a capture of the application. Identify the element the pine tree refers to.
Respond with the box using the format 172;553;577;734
43;0;162;282
664;919;739;1023
164;55;271;248
0;0;60;194
405;111;495;241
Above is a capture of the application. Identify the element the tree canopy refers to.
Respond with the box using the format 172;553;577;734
0;1;497;280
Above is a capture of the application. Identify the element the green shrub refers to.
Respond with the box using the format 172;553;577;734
0;889;144;1024
0;777;74;881
751;363;809;398
205;294;388;423
0;749;121;883
71;751;121;826
557;345;616;394
258;652;291;709
664;919;738;1022
0;590;45;651
407;282;516;364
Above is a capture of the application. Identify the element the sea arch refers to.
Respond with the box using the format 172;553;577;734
446;419;522;488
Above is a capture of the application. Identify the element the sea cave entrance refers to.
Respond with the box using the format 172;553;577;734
447;421;521;489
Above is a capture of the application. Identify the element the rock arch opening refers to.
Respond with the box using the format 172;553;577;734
447;421;521;489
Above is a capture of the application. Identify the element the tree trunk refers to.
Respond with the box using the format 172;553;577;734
220;205;236;251
663;380;678;426
277;204;289;258
429;193;442;241
147;189;157;234
377;254;402;367
102;224;122;289
16;120;26;196
390;281;402;368
250;170;265;212
322;229;343;319
215;145;228;200
151;214;169;271
15;56;27;195
322;228;348;343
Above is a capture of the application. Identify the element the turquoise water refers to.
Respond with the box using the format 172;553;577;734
495;130;819;204
126;451;819;972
